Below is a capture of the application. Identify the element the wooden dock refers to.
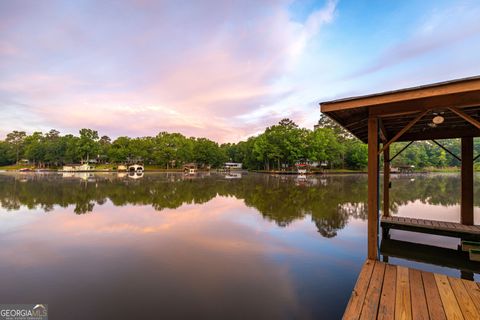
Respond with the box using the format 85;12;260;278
381;216;480;241
343;259;480;319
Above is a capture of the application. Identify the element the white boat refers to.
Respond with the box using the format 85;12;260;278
128;164;144;173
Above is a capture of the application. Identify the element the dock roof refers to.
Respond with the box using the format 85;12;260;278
320;75;480;143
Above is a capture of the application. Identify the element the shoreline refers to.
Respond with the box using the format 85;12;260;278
0;167;463;174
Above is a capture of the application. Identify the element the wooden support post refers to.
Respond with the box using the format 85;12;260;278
461;137;474;225
383;146;390;218
368;117;379;260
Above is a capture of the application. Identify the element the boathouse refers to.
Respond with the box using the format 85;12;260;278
321;76;480;319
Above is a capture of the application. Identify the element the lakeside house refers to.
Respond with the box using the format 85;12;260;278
183;163;198;174
224;162;242;170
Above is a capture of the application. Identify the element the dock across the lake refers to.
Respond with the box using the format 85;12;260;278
343;259;480;319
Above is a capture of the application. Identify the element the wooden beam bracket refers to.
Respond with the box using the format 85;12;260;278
379;118;388;142
431;140;461;162
378;110;429;155
449;107;480;130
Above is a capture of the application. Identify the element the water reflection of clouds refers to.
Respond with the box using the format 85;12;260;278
0;197;305;261
0;173;419;318
0;196;313;318
396;200;480;225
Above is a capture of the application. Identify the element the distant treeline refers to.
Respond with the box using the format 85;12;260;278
0;116;476;169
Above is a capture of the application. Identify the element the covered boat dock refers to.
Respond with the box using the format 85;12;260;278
320;76;480;319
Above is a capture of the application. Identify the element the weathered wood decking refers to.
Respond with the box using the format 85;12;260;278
343;260;480;320
381;216;480;241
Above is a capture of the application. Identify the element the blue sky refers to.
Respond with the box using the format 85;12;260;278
1;0;479;142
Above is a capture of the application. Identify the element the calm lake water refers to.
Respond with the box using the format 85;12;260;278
0;172;478;319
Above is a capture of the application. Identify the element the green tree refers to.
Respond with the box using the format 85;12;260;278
5;130;27;163
78;129;100;162
0;141;13;165
109;136;132;163
98;135;111;163
307;128;343;168
193;138;226;168
24;132;45;166
345;140;367;169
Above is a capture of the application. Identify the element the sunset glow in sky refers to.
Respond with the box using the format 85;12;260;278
1;0;480;142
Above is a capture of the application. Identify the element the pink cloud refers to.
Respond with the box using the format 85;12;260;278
0;0;337;142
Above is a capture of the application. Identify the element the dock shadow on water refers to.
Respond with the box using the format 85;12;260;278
0;172;477;319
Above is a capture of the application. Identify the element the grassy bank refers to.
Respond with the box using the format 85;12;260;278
422;166;460;172
0;164;36;171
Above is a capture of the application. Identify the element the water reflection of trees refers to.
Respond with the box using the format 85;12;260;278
0;173;475;238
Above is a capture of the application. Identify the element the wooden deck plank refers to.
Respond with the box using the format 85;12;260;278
395;266;412;320
422;272;447;320
344;260;480;320
463;281;480;313
409;269;428;320
343;260;375;320
378;264;397;320
449;277;478;320
435;274;464;320
360;261;386;319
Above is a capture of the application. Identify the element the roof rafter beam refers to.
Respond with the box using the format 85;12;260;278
399;127;478;142
378;110;429;156
448;107;480;130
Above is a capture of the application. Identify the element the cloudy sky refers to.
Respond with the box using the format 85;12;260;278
1;0;480;142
